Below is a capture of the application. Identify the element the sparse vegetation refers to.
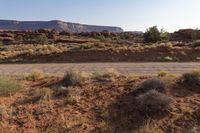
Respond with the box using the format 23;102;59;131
30;88;53;103
27;69;44;81
1;29;200;132
180;71;200;86
62;70;83;87
137;78;167;93
158;71;168;77
0;71;200;132
160;29;170;42
192;29;200;40
0;76;22;96
136;90;171;115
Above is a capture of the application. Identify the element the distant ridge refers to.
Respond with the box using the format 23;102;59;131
0;20;123;33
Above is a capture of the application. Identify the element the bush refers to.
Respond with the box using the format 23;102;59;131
180;71;200;86
62;70;83;87
163;56;173;61
160;31;170;42
34;34;48;44
157;71;168;77
192;29;200;40
138;79;167;93
144;26;161;43
30;88;53;103
27;69;44;81
0;77;22;96
53;86;81;104
136;90;171;115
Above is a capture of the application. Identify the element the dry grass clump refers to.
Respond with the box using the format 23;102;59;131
27;69;44;81
53;86;81;104
93;68;120;83
0;76;22;96
30;88;53;103
157;71;168;77
105;68;121;77
136;90;171;116
179;71;200;86
133;120;163;133
137;78;167;93
62;70;83;87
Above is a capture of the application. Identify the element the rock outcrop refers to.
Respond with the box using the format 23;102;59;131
0;20;123;33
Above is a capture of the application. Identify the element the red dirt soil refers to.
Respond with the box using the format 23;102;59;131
7;46;200;63
0;76;200;133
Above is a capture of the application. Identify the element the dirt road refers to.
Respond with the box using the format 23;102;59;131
0;63;199;76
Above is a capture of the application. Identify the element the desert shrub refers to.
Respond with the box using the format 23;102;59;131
31;88;53;103
62;70;83;87
0;77;22;96
27;49;34;55
137;78;166;93
105;68;121;77
34;34;48;44
27;69;44;81
15;35;23;42
163;56;173;61
79;44;92;50
180;71;200;86
157;71;168;77
136;90;171;115
119;32;135;40
160;31;170;42
53;86;81;103
133;120;163;133
192;29;200;40
144;26;161;43
24;34;48;44
93;68;120;83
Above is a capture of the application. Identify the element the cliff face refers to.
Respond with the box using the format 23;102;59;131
0;20;123;33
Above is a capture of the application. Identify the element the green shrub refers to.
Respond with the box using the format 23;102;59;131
157;71;168;77
136;90;171;115
138;78;166;93
160;29;170;41
34;34;48;44
192;29;200;40
144;26;161;43
62;70;83;87
180;71;200;86
0;77;22;96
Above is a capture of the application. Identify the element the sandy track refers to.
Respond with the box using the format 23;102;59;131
0;63;199;76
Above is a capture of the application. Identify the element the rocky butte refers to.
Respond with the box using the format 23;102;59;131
0;20;123;33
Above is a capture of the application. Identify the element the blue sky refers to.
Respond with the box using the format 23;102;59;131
0;0;199;32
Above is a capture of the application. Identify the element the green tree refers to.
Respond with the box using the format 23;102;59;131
144;26;161;43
